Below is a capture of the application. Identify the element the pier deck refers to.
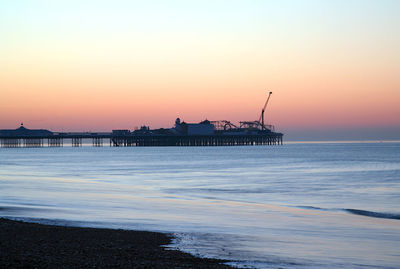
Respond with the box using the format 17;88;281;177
0;133;283;148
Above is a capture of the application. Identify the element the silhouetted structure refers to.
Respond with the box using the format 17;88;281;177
0;93;283;147
0;123;53;137
0;120;283;148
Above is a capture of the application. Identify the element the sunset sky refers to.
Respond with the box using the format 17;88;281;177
1;0;399;140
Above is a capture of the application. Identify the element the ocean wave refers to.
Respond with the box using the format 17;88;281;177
344;209;400;220
296;205;329;211
296;206;400;220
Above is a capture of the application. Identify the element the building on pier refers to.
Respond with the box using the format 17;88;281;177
0;123;53;137
173;118;215;135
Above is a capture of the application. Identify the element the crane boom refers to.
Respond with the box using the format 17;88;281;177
258;91;272;130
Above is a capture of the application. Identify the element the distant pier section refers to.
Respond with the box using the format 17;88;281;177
0;120;283;148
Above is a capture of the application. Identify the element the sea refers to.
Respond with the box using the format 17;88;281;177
1;142;399;268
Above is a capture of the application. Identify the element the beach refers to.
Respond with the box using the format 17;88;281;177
0;218;234;268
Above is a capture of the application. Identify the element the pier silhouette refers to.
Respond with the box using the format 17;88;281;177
0;121;283;148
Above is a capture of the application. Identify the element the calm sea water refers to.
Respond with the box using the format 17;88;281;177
1;142;399;268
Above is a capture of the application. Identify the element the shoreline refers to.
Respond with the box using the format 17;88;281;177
0;218;236;268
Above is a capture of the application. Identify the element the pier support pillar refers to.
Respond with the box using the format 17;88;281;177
48;138;63;147
92;137;103;147
24;138;44;147
72;138;82;147
0;138;21;148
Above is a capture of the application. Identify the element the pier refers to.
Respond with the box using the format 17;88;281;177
0;93;284;148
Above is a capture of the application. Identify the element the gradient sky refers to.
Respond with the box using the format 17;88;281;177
1;0;399;140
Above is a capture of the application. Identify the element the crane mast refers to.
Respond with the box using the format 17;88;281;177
259;91;272;131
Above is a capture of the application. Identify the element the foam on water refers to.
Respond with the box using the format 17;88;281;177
1;142;400;268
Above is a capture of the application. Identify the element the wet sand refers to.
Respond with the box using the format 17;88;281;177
0;218;236;268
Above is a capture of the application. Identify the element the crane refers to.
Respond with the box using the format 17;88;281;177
258;91;272;131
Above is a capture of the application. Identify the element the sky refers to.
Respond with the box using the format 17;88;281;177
1;0;399;140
